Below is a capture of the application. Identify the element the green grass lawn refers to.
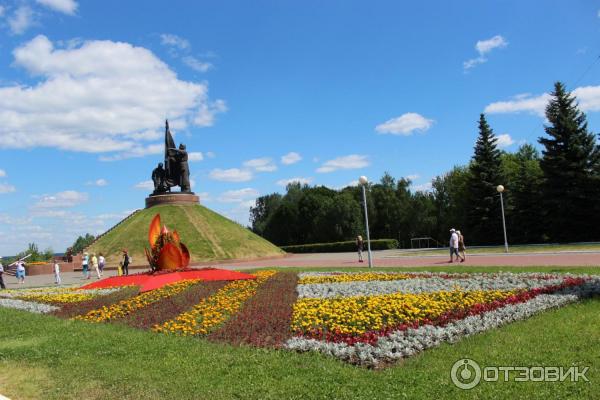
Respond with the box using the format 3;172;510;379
390;243;600;256
0;266;598;399
87;204;284;266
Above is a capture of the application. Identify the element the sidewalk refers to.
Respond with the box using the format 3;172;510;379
3;249;599;289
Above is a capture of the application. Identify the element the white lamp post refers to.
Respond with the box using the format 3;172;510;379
359;175;373;268
497;185;509;253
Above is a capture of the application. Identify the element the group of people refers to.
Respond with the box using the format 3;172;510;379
81;252;106;280
81;250;131;279
449;228;467;263
0;249;133;289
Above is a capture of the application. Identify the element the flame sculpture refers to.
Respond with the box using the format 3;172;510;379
145;214;190;271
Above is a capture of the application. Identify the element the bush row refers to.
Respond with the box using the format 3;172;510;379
280;239;398;253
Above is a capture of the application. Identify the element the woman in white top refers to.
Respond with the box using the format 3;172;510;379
54;262;61;285
16;261;26;284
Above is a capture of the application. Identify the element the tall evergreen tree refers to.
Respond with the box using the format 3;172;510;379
539;82;600;241
466;114;503;245
511;144;544;243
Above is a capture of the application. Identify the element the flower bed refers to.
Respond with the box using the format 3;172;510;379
0;298;59;314
119;281;227;329
52;286;140;319
154;270;276;336
12;288;123;304
208;271;298;347
74;279;201;323
286;272;600;367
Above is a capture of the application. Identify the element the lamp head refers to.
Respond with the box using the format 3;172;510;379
359;176;368;185
496;185;505;193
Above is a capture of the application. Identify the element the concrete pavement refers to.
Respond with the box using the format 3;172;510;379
3;249;598;289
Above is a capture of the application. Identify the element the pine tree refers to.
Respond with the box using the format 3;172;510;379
511;144;544;243
466;114;503;245
539;82;600;242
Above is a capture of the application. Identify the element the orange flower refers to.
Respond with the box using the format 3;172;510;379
146;214;190;271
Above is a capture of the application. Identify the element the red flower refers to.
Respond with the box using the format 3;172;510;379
146;214;190;271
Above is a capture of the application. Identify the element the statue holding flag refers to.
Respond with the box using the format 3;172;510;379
151;120;193;194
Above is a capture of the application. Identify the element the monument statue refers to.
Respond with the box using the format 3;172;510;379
167;143;191;192
151;162;168;194
150;120;193;195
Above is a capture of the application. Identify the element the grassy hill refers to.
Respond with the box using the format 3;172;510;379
86;204;284;265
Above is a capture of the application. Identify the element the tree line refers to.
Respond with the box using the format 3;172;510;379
251;82;600;247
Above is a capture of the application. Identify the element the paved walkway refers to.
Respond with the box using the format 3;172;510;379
4;250;598;289
220;249;600;269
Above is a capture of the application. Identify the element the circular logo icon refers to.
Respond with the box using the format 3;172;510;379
451;358;481;390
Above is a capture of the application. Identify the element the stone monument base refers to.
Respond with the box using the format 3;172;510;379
145;193;200;208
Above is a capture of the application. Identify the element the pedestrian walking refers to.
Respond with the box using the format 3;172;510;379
449;228;459;263
98;253;105;276
356;235;364;263
122;249;130;276
91;253;100;279
457;230;466;262
82;252;90;279
54;262;61;285
0;257;6;289
16;261;26;284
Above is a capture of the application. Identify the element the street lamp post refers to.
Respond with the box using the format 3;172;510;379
359;176;373;268
497;185;509;253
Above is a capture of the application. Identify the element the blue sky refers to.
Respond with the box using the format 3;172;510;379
1;0;600;255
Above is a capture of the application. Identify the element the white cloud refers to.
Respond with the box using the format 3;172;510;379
134;180;154;190
217;188;259;203
412;182;433;192
36;0;78;15
476;35;508;55
209;168;253;182
406;174;420;181
597;9;600;18
484;93;551;116
0;35;225;158
86;178;108;187
276;177;313;186
98;144;163;162
205;151;216;158
281;152;302;165
345;180;360;187
496;133;515;148
0;169;6;178
0;183;16;194
316;155;370;173
32;190;88;208
0;5;5;17
243;157;277;172
484;85;600;116
160;34;189;50
182;56;212;72
464;35;508;71
197;192;211;202
194;99;227;126
8;6;34;35
188;152;204;162
375;113;434;135
222;201;255;227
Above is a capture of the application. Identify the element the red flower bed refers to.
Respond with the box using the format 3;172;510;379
300;276;587;346
52;286;140;318
119;281;228;329
208;271;298;348
80;268;256;292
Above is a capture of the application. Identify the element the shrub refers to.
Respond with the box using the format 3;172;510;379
280;239;398;253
